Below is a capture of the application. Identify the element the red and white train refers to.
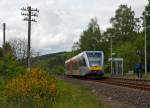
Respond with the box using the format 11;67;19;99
65;51;104;77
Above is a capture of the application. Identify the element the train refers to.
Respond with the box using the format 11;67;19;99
65;51;104;77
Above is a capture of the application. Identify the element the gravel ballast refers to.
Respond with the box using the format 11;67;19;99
59;76;150;108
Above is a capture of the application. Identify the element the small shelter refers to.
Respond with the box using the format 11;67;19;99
108;58;123;76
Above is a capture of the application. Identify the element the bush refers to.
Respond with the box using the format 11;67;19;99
51;66;65;75
3;68;57;108
0;53;25;78
0;77;5;92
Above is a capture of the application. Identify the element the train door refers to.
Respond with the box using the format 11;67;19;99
79;57;88;76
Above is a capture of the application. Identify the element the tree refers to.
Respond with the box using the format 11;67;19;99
110;4;139;42
4;42;13;55
0;48;3;58
143;0;150;70
71;42;80;56
115;42;138;72
79;17;103;51
0;42;25;78
102;28;116;58
9;38;35;65
72;42;80;51
9;38;27;60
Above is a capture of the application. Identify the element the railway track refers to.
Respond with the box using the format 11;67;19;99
97;78;150;91
66;76;150;91
61;75;150;108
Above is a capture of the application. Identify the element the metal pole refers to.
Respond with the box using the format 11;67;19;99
122;60;124;76
3;23;6;48
3;23;6;79
110;36;113;75
27;6;31;69
144;15;147;76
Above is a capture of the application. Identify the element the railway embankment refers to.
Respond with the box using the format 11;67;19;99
59;76;150;108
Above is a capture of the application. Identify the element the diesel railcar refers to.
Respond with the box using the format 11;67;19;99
65;51;104;77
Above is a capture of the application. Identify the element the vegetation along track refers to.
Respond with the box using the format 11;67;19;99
96;78;150;91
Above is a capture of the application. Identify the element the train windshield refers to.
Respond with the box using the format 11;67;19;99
86;52;102;66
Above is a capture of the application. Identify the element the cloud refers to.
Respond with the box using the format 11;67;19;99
0;0;148;54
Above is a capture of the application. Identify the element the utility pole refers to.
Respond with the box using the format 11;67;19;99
144;12;148;76
3;23;6;52
2;23;6;79
110;35;113;75
21;6;39;69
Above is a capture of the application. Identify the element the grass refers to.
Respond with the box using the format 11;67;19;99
0;73;107;108
142;72;150;78
104;72;111;77
52;80;107;108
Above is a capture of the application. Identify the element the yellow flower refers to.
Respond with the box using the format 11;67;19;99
4;68;58;102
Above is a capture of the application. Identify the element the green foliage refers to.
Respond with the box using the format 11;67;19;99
53;80;105;108
0;43;25;79
76;13;141;72
74;3;149;73
0;76;106;108
0;48;3;58
79;17;104;51
0;77;5;92
102;27;116;58
134;34;144;50
115;42;139;72
1;68;57;108
3;54;25;78
110;4;138;42
36;52;69;75
50;66;65;75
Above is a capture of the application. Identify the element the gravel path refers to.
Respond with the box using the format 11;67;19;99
58;76;150;108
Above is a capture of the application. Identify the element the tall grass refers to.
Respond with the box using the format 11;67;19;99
53;80;106;108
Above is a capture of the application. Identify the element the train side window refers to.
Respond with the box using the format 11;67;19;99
83;58;86;66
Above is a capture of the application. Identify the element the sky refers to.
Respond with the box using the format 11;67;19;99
0;0;148;55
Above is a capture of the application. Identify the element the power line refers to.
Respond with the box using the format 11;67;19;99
21;6;39;69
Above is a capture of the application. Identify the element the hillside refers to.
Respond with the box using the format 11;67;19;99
32;51;72;75
36;52;67;61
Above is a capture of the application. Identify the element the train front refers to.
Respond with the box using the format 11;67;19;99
86;51;104;76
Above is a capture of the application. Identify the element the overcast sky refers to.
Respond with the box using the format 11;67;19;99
0;0;148;55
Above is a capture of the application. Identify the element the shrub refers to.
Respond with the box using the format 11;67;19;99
0;53;25;78
0;77;5;92
3;68;57;108
51;66;65;75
